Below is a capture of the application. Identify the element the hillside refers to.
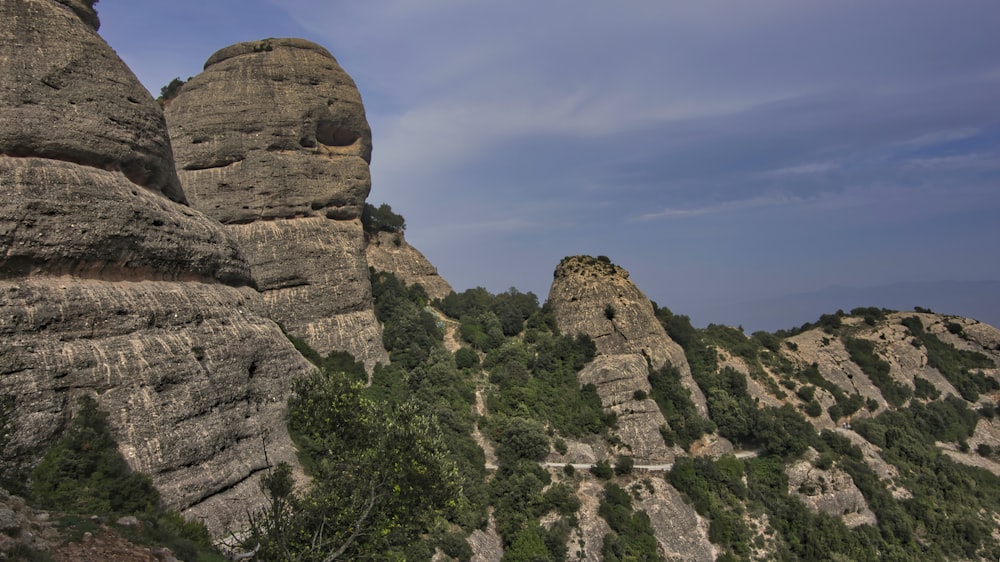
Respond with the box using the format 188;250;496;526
2;2;1000;561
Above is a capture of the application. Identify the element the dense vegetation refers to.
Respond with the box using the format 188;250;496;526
902;316;997;401
648;362;715;449
28;396;222;561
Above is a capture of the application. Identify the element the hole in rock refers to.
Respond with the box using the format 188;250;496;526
315;120;357;147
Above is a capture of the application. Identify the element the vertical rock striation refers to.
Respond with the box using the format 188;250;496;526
0;1;312;534
166;38;389;369
547;256;708;464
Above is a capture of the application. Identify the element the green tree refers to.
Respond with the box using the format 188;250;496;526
362;202;406;234
158;77;187;103
31;396;159;515
251;370;463;560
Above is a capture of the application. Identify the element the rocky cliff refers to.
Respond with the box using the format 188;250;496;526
547;256;708;464
365;230;454;301
165;38;389;369
0;0;312;534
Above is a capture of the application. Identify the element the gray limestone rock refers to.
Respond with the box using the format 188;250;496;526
786;451;877;528
166;38;371;223
167;39;389;368
548;256;708;463
0;0;185;203
0;1;313;536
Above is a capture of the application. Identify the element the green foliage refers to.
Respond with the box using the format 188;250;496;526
439;287;539;339
543;483;581;517
804;399;823;417
796;384;816;402
844;337;912;407
902;316;998;401
647;362;715;449
31;396;159;515
843;398;1000;560
490;459;568;555
367;346;485;530
493;416;550;464
483;332;608;438
371;269;442;369
590;460;614;479
598;483;663;561
361;202;406;234
503;524;553;562
613;455;635;476
157;77;187;103
604;304;616;321
913;376;941;400
253;369;465;559
851;306;891;326
28;397;220;560
454;347;480;370
774;309;849;338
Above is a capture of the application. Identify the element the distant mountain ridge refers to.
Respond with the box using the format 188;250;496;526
696;280;1000;333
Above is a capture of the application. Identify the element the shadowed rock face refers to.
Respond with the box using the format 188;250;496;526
548;256;708;463
0;0;185;203
167;39;389;368
0;2;312;535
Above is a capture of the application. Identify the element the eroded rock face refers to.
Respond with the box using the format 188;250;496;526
548;256;708;463
167;38;371;223
365;231;454;301
786;451;876;528
0;0;185;203
0;2;312;535
167;39;388;368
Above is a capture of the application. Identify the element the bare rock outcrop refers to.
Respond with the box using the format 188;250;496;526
786;451;876;528
548;256;707;463
0;1;312;535
166;38;388;368
365;231;454;300
0;0;184;203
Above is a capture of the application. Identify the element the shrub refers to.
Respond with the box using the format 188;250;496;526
590;460;614;479
362;202;406;234
614;455;635;476
31;396;159;515
804;400;823;418
454;347;480;370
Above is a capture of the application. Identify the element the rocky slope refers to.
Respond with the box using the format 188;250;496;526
165;38;389;369
0;0;312;535
365;230;454;301
547;256;708;464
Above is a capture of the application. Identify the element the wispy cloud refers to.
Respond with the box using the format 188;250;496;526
632;194;804;221
894;127;980;148
760;161;839;177
902;152;1000;171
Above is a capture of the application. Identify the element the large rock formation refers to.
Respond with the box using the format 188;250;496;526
166;38;388;369
365;230;454;300
0;0;312;534
547;255;708;463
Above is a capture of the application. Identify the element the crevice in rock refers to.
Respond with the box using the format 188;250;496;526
182;157;244;171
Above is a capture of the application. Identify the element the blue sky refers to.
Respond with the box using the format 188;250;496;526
98;1;1000;331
